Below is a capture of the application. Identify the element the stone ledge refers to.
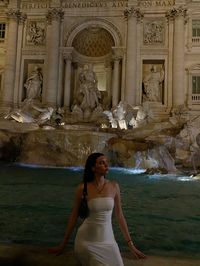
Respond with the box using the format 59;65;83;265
0;244;199;266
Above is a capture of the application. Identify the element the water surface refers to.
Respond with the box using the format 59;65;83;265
0;164;200;258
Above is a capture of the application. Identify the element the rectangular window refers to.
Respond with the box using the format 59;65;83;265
0;23;6;42
192;76;200;94
192;20;200;37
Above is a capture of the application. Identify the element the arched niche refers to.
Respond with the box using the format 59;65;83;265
65;18;122;47
63;19;123;109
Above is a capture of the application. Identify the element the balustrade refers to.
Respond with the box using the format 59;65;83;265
192;94;200;103
192;36;200;46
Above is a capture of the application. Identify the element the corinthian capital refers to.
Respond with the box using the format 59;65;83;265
112;47;124;61
166;6;187;20
62;47;74;61
19;13;27;24
63;53;72;62
7;9;22;20
46;8;64;24
124;7;144;22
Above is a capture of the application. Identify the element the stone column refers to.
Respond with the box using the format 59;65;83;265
1;9;20;108
45;8;64;106
63;48;73;110
13;13;27;107
166;12;174;109
111;47;123;107
56;13;64;107
111;57;120;107
124;7;143;106
166;6;187;107
57;50;64;106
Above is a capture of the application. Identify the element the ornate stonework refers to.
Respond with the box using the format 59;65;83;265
72;27;115;57
26;21;46;46
46;8;64;24
143;20;165;45
124;7;144;21
7;9;23;20
165;6;187;20
65;18;123;47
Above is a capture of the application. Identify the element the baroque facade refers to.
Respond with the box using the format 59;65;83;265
0;0;200;118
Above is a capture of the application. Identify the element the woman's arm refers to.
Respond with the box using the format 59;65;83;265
48;183;83;255
114;182;146;259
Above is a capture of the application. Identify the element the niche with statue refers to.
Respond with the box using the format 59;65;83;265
22;60;44;103
142;60;165;104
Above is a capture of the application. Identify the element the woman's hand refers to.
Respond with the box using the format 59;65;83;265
128;242;146;259
48;243;66;256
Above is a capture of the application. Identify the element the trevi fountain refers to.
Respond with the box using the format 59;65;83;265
1;1;200;265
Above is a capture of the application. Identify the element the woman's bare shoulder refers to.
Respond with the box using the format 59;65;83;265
108;180;120;189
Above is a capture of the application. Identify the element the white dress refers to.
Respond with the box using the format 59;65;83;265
74;197;124;266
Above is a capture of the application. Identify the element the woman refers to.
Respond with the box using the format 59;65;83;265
48;152;146;265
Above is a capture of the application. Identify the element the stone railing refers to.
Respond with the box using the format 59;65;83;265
192;93;200;103
192;36;200;46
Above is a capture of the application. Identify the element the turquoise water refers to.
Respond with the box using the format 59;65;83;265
0;164;200;258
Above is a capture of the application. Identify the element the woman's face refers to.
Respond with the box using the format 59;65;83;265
92;156;109;176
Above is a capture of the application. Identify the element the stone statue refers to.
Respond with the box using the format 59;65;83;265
4;101;54;125
103;102;128;129
24;66;43;100
129;106;148;128
143;65;164;102
75;64;101;112
32;105;54;124
103;110;118;128
4;109;36;123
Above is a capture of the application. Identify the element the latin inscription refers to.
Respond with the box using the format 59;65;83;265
138;0;175;8
20;0;175;10
61;1;128;8
21;2;49;9
20;1;128;9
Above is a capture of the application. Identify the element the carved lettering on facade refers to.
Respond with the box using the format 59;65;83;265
21;1;128;9
111;1;128;8
138;0;175;8
62;1;128;8
62;2;107;8
21;2;49;9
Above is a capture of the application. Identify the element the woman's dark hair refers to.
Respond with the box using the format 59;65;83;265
83;152;104;183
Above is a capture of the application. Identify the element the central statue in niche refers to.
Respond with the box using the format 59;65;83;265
72;64;102;120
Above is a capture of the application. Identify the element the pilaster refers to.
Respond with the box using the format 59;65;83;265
45;8;64;106
124;7;143;106
1;9;21;108
63;48;73;110
166;6;187;107
14;13;27;107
